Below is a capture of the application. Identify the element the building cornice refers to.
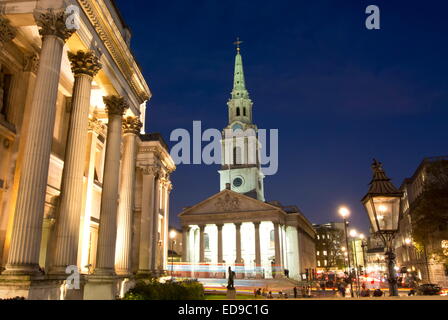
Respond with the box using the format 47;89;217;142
77;0;151;103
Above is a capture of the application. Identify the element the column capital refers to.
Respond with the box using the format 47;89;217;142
198;225;206;231
0;17;17;44
122;116;142;135
182;225;190;232
68;50;102;77
216;223;224;229
253;221;261;228
23;54;39;73
88;117;105;134
34;9;76;42
103;95;129;116
235;222;242;229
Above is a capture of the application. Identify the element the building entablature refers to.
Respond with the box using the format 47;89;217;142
0;0;151;118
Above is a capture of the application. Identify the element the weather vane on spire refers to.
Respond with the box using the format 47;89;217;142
233;37;243;52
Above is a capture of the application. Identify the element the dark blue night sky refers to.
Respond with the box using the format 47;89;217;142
115;0;448;232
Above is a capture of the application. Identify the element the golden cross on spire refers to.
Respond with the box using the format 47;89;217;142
233;37;243;52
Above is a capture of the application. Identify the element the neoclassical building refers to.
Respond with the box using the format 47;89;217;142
179;47;316;280
0;0;175;299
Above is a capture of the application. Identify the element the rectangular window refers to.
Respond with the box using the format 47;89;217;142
323;250;327;256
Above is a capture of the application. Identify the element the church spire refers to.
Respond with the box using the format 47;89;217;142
232;37;249;99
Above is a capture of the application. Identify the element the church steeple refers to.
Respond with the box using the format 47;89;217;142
231;47;249;99
227;39;253;125
219;39;265;201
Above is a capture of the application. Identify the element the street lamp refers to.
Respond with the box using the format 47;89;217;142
338;206;354;298
169;230;177;280
349;229;361;297
359;233;368;273
361;159;403;297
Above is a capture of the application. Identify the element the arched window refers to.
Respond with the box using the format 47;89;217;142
243;108;246;116
236;107;240;116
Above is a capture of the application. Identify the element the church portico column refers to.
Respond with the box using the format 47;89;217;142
182;226;190;262
4;9;75;276
199;225;205;263
138;165;157;274
114;117;142;275
273;223;281;278
93;96;128;276
150;173;162;272
217;224;224;263
51;51;102;274
235;223;243;264
254;222;261;275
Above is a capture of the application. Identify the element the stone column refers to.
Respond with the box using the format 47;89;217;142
217;224;224;263
199;225;205;263
137;165;157;274
235;223;242;264
94;96;128;276
79;118;104;272
51;51;101;274
273;222;281;278
161;180;172;270
254;222;261;267
4;9;75;275
182;226;190;262
150;175;161;272
114;117;142;275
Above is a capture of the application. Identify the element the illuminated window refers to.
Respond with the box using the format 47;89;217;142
317;261;321;267
316;251;320;256
323;251;327;256
317;235;320;240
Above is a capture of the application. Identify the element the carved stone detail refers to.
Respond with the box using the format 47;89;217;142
68;50;102;77
122;116;142;135
103;95;128;116
140;164;160;177
0;17;16;44
34;9;76;42
23;54;39;73
215;193;240;212
88;117;105;134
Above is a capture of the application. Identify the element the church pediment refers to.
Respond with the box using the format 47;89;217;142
179;189;282;216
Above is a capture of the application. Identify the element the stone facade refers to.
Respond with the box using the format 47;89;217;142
0;0;174;300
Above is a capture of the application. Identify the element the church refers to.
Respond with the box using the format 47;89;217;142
179;45;316;280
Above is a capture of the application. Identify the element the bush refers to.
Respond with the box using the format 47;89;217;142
123;279;205;300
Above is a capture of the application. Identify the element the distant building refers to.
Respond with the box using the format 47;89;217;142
313;222;345;271
395;156;448;287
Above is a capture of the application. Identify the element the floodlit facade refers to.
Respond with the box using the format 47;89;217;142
0;0;175;299
179;48;316;281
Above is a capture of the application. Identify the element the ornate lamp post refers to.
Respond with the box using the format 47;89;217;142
349;229;362;297
338;206;354;298
169;230;177;280
359;233;368;273
361;159;403;297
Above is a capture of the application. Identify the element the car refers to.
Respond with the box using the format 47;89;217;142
416;284;442;296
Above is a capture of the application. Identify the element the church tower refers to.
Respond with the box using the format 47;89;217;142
218;41;265;201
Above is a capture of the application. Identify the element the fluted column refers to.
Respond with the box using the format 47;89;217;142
51;51;101;274
4;9;75;275
150;175;161;271
254;222;261;267
94;96;128;276
161;180;172;270
182;226;190;262
138;165;157;274
199;225;205;262
273;223;281;278
217;224;223;263
235;223;242;264
114;117;142;275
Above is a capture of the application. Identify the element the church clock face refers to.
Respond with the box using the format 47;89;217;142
233;177;243;188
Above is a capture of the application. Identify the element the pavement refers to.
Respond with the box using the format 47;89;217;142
196;278;448;299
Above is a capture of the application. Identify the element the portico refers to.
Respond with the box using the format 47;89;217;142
179;189;316;280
